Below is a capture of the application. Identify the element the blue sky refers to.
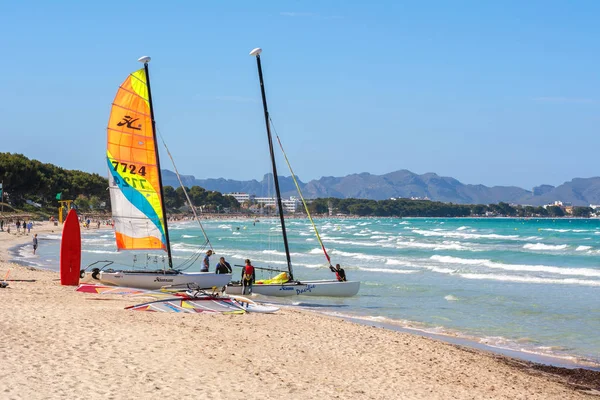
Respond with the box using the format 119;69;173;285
1;1;598;190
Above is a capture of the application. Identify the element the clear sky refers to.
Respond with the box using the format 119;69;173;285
1;0;598;190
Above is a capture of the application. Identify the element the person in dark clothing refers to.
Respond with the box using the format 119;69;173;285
201;249;213;272
32;234;38;255
215;257;232;274
329;263;347;282
241;259;255;295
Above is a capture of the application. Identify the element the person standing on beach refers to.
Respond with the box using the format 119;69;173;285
241;259;255;295
16;220;20;233
215;257;232;274
0;220;3;231
32;234;38;255
201;249;213;272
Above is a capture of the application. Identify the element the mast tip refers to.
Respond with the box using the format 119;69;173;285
249;48;262;56
138;56;151;63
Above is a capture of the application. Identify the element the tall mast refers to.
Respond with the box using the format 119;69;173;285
250;48;294;281
139;56;173;269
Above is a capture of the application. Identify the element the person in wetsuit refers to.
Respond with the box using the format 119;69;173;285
329;263;347;282
215;257;232;274
241;259;255;295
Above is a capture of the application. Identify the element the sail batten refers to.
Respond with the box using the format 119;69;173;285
107;68;167;252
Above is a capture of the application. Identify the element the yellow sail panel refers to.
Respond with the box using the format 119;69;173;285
107;68;166;251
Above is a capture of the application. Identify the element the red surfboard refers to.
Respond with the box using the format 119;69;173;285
60;208;81;286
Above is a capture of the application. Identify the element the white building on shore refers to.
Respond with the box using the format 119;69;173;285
228;192;256;204
227;192;300;213
254;196;299;213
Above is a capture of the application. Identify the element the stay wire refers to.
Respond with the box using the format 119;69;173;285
268;117;333;269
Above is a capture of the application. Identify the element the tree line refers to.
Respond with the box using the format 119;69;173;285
0;153;239;213
306;198;595;218
1;153;593;217
0;153;109;211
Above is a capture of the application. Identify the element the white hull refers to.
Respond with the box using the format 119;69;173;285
226;280;360;297
82;271;231;290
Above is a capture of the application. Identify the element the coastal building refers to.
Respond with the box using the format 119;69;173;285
227;192;255;204
254;196;299;213
228;192;300;213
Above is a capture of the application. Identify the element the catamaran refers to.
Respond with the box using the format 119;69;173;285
225;48;360;297
80;56;231;290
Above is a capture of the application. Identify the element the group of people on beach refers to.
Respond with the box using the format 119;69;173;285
201;249;347;295
1;219;33;235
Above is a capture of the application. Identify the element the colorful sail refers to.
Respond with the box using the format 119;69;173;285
107;68;166;251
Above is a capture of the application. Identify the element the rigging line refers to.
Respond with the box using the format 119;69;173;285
155;127;213;251
269;117;332;267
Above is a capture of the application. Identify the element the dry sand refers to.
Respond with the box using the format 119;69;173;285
0;222;599;399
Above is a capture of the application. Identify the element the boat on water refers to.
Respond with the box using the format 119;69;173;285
226;48;360;298
80;56;231;290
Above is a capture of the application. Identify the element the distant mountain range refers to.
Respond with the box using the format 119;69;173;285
161;169;600;206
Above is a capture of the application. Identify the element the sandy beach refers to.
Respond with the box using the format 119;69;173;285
0;223;599;399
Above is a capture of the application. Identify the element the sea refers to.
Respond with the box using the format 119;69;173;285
11;217;600;369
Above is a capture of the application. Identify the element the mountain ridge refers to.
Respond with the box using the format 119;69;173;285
161;169;600;206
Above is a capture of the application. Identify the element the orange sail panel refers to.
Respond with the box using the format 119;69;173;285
107;68;166;251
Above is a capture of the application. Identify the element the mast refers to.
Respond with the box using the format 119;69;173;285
139;56;173;269
250;48;294;281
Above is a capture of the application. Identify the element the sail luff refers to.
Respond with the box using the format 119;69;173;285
142;62;173;269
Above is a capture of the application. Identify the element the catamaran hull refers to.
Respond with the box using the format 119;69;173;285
226;280;360;297
82;271;231;290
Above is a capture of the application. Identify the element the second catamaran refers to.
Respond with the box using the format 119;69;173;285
226;48;360;297
81;56;231;290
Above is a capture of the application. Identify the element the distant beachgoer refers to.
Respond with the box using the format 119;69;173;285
0;220;3;231
241;259;255;295
16;220;21;233
201;249;213;272
330;263;347;282
33;234;38;255
27;222;32;233
215;257;232;274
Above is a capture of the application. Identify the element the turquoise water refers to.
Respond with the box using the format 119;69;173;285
16;217;600;367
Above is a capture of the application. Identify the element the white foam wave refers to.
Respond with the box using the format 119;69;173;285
412;229;520;241
460;273;600;286
82;250;118;254
181;234;199;238
523;243;568;251
444;295;459;301
358;267;418;274
396;240;468;251
43;235;62;240
576;246;592;251
430;255;600;277
262;249;304;257
329;249;386;261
